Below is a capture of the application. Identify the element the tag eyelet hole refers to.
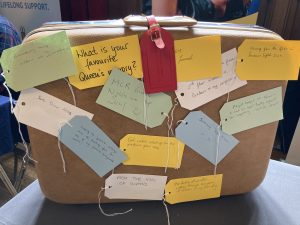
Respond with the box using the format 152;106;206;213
21;102;26;106
180;93;184;97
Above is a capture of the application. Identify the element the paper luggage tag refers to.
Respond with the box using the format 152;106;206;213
236;39;300;80
120;134;185;169
175;48;247;110
174;35;222;82
165;174;223;204
69;35;143;89
0;31;77;91
59;115;127;177
175;111;239;165
105;174;167;200
96;68;172;128
140;15;177;94
220;86;283;134
13;88;93;136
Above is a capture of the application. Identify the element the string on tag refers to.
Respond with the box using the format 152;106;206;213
176;141;181;169
1;72;38;164
214;123;221;175
1;72;14;113
143;90;148;130
57;121;73;173
175;119;188;169
162;98;178;173
162;195;171;225
64;78;77;106
214;78;233;174
162;113;170;173
98;186;133;217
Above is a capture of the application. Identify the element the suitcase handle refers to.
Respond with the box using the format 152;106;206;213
123;15;197;27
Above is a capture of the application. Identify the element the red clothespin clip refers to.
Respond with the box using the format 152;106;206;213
140;15;177;94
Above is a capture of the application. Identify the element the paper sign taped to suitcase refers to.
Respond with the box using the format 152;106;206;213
0;31;77;91
176;111;239;165
96;69;172;128
59;115;127;177
174;35;222;81
176;48;247;110
220;86;283;134
165;174;223;204
69;35;143;89
105;174;167;200
120;134;185;168
13;88;93;137
236;39;300;80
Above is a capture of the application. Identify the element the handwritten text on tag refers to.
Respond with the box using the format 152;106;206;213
236;39;300;80
1;31;77;91
13;88;93;136
69;35;143;89
105;174;167;200
165;174;223;204
220;86;283;134
120;134;185;168
175;48;247;110
96;69;172;128
175;111;239;165
59;116;127;177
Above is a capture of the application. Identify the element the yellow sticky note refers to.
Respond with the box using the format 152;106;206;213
69;35;143;89
174;36;222;82
236;39;300;80
165;174;223;204
120;134;185;169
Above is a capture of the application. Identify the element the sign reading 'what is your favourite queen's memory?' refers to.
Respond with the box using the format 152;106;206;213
69;35;143;89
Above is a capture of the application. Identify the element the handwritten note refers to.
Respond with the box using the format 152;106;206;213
175;111;239;165
68;35;143;89
96;69;172;128
120;134;185;168
59;116;127;177
175;48;247;110
220;86;283;134
13;88;93;136
105;174;167;200
0;31;77;91
174;35;222;82
236;39;300;80
165;174;223;204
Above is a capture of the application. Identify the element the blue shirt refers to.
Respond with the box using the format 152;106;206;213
0;15;21;55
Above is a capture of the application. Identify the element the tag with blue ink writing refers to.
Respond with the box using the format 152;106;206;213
59;115;127;177
175;111;239;165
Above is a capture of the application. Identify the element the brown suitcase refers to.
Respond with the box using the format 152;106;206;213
24;16;286;204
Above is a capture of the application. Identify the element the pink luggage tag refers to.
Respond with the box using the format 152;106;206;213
140;15;177;94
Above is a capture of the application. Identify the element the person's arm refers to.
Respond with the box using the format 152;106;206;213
152;0;178;16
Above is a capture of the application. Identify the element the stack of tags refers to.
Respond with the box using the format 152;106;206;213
1;26;299;206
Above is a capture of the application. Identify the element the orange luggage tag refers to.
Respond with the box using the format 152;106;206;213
140;15;177;94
